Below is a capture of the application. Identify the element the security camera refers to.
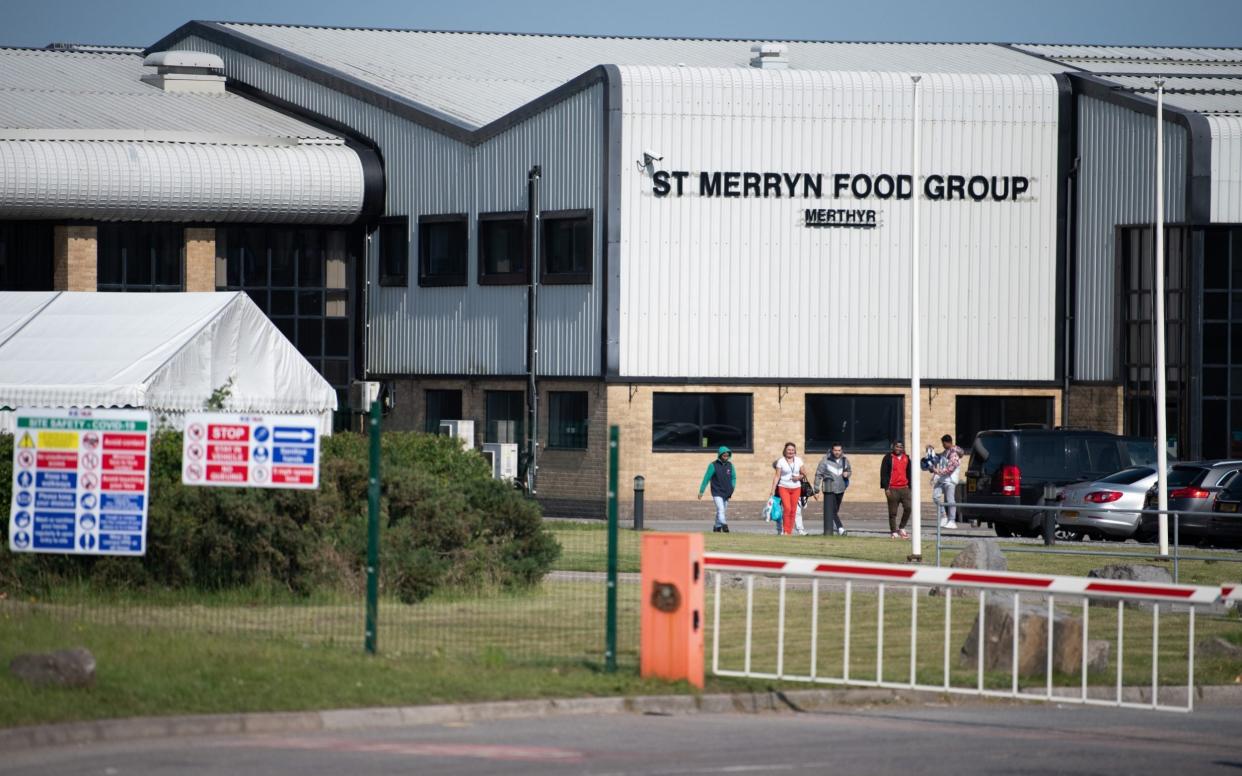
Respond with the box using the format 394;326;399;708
642;150;663;165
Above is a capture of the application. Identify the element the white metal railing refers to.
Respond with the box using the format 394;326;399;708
705;552;1239;713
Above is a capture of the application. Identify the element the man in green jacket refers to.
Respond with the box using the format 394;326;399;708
697;446;736;533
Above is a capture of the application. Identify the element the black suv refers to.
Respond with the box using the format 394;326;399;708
960;429;1159;538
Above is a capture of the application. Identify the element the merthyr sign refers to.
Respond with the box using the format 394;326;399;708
181;412;320;490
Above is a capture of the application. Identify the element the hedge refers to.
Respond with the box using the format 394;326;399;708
0;431;559;601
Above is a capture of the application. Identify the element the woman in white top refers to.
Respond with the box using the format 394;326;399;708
770;442;809;536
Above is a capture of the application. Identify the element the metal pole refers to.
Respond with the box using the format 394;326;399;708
527;165;542;496
910;74;923;562
605;425;619;672
633;475;645;531
1154;82;1170;558
364;398;381;655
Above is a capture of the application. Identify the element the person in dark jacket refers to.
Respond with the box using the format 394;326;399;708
879;440;913;539
814;443;851;536
698;445;736;532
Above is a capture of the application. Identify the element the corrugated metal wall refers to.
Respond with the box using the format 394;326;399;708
172;35;604;377
617;66;1060;381
1074;95;1186;382
1209;116;1242;223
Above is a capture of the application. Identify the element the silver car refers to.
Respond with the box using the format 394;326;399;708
1057;466;1157;540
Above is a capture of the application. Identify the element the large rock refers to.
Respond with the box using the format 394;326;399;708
960;601;1097;676
1086;564;1173;610
9;647;96;688
930;539;1007;597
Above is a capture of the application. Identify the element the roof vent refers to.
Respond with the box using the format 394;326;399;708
141;51;226;94
749;43;789;70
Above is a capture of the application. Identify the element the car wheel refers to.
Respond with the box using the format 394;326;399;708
994;525;1014;538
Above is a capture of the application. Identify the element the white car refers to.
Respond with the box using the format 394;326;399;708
1056;466;1157;541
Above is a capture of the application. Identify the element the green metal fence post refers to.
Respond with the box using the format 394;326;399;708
605;425;619;673
365;399;381;655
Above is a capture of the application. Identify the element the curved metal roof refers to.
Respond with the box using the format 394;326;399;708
0;48;373;223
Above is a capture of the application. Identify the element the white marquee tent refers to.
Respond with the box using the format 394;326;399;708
0;291;338;432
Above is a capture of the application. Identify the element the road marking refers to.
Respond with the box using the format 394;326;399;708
234;736;585;763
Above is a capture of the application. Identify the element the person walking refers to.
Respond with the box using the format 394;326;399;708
698;446;736;533
771;442;809;536
879;440;913;539
930;434;964;529
814;443;851;536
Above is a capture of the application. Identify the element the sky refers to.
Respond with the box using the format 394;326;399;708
3;0;1242;50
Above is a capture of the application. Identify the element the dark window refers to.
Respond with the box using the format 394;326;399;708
1016;436;1068;480
217;226;358;418
548;391;588;449
419;214;468;287
485;390;525;444
378;217;408;286
968;434;1011;476
425;389;464;434
805;394;901;453
541;209;592;284
1098;466;1155;485
478;212;528;285
653;393;752;452
954;395;1055;450
0;222;53;290
97;223;183;291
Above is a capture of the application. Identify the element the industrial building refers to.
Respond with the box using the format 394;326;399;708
2;25;1241;516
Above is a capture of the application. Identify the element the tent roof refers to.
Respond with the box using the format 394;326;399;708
0;291;337;417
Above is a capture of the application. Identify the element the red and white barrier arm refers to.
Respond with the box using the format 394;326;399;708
703;552;1227;605
1222;584;1242;603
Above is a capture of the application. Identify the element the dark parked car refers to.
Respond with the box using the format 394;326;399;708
1208;476;1242;546
961;429;1160;538
1137;460;1242;545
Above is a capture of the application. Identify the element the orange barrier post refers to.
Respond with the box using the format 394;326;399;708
640;533;705;688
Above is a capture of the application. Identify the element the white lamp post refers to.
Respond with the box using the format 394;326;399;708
910;74;923;561
1155;80;1169;557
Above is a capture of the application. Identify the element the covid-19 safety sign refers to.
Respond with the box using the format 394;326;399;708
9;408;151;556
181;413;320;490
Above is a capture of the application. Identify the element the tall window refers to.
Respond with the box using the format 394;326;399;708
1120;225;1190;456
1197;226;1242;458
955;396;1054;450
478;212;527;285
0;222;53;290
216;227;356;408
548;391;588;449
541;210;591;284
805;394;901;453
378;217;409;286
425;389;463;434
652;393;751;451
97;223;183;291
418;214;468;286
485;390;525;444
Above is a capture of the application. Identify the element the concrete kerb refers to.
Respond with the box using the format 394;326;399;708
4;685;1242;752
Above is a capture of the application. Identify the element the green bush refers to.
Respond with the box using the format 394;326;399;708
0;429;558;599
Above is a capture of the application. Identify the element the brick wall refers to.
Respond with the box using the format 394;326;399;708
52;225;96;291
1066;384;1124;434
184;228;216;292
607;384;1062;519
385;377;608;517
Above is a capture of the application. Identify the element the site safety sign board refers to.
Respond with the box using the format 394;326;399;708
181;413;320;490
8;408;151;556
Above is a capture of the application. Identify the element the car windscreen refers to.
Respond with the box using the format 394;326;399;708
1122;440;1160;466
969;435;1009;475
1097;466;1155;485
1168;465;1208;488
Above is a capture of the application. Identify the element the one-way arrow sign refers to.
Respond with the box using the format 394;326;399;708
273;427;315;443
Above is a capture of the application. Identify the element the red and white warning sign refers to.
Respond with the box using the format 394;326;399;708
181;413;320;490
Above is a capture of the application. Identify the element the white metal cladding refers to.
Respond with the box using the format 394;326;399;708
1074;95;1187;382
215;23;1064;129
0;140;364;224
1210;116;1242;222
617;66;1059;381
1015;44;1242;69
170;35;604;377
